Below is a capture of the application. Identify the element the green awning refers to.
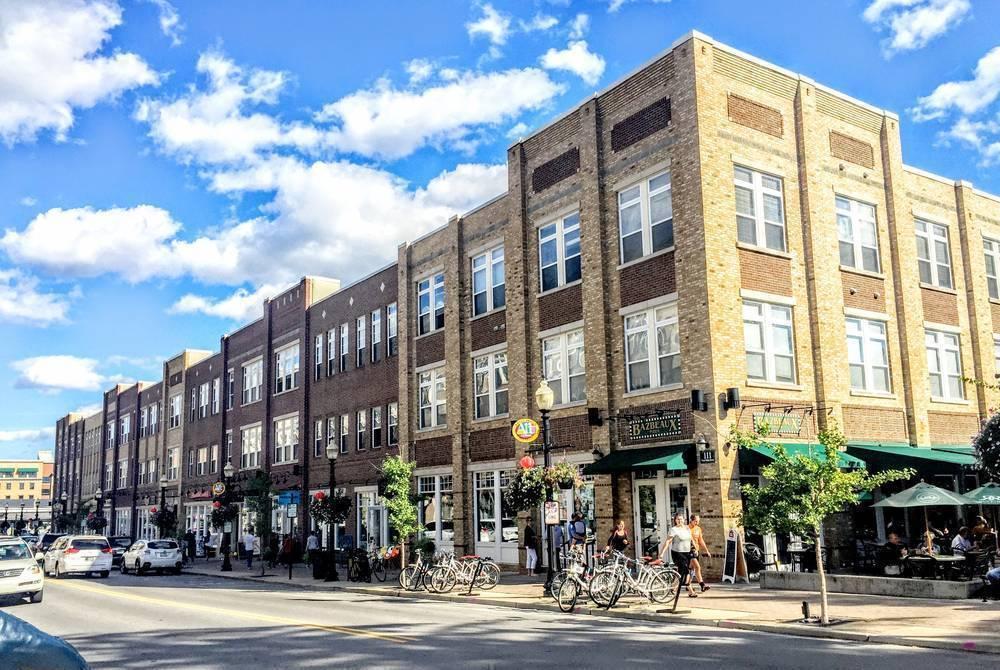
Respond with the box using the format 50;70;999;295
748;443;866;469
847;443;976;466
583;444;692;475
16;468;38;473
0;468;14;473
931;445;975;457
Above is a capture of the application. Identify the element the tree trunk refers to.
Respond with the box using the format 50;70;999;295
814;525;829;625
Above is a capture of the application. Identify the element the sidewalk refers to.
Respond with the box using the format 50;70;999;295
181;559;1000;655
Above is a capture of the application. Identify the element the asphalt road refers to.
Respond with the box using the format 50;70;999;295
1;572;992;669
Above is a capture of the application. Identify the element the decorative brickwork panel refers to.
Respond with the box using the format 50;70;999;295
727;94;783;138
842;272;886;313
928;411;980;445
619;251;676;308
843;405;909;442
829;131;874;169
550;413;592;452
738;248;792;296
611;98;671;152
616;399;693;447
471;310;507;352
413;436;452;467
538;283;583;332
920;287;959;327
415;331;445;368
991;301;1000;333
469;427;514;462
531;147;580;193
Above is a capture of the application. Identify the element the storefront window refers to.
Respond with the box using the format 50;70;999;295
418;475;454;545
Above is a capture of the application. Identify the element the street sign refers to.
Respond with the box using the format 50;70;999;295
626;412;681;441
543;501;560;525
511;418;541;444
211;482;226;496
277;491;301;506
287;503;298;517
223;522;232;533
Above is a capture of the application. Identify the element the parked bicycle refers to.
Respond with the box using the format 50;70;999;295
398;549;434;591
588;550;680;610
347;548;372;583
368;545;399;582
426;554;500;593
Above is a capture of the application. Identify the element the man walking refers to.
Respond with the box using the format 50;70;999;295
243;528;256;569
183;529;196;564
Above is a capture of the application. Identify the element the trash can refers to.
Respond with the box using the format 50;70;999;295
311;550;328;580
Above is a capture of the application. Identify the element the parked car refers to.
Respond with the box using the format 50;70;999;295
121;539;183;575
35;533;66;556
0;536;44;603
43;535;112;578
107;536;133;566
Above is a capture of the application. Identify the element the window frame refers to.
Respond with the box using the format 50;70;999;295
198;383;208;419
541;329;586;405
240;424;261;470
617;169;673;264
743;299;797;385
371;406;383;448
985;238;1000;300
315;333;324;380
211;378;220;415
836;195;880;273
371;309;382;363
274;343;300;394
387;303;398;355
471;246;506;316
327;328;337;376
388;402;399;445
925;328;965;401
845;317;891;394
273;414;299;465
915;219;953;289
242;358;263;405
314;418;324;458
417;273;445;335
473;350;510;419
339;413;349;454
623;302;681;392
356;315;366;367
356;409;367;451
226;368;235;410
418;367;447;429
340;324;349;372
538;212;582;293
734;165;786;252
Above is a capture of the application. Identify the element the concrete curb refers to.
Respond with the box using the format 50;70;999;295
182;569;1000;656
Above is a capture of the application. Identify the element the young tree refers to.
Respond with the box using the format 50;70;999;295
735;422;911;624
242;472;274;576
972;411;1000;482
381;455;421;567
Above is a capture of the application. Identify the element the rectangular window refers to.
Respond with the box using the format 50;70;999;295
624;303;681;392
314;419;324;458
926;329;964;400
387;302;398;356
242;359;262;404
836;196;880;273
472;246;506;316
167;448;178;480
340;324;349;372
734;166;785;252
225;430;233;464
743;300;796;384
417;273;445;335
274;344;300;394
326;417;336;454
139;407;148;438
150;402;159;434
388;402;398;445
542;330;586;405
916;220;953;289
418;367;447;429
473;351;510;419
994;337;1000;378
240;425;261;470
985;239;1000;300
372;406;383;448
356;315;366;367
273;415;299;465
315;334;324;380
356;410;367;451
618;170;673;264
196;447;207;476
107;420;115;447
120;414;130;443
118;460;128;489
538;212;581;292
169;394;181;429
105;463;113;489
198;384;208;419
210;444;218;474
371;309;382;363
327;328;336;376
211;378;220;415
339;414;349;454
846;317;891;393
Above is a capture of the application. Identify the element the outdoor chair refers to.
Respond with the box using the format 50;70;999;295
962;551;994;581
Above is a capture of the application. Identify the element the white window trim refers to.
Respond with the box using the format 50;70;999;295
272;413;299;465
836;195;881;273
623;302;681;393
239;423;262;470
274;343;300;394
617;169;673;264
417;366;447;430
915;219;953;289
740;289;795;306
473;350;509;420
925;328;965;402
743;300;797;385
985;238;1000;301
417;272;446;336
734;164;786;252
541;329;586;406
537;211;581;293
356;409;367;451
845;317;892;394
471;245;506;317
242;358;263;405
844;307;890;322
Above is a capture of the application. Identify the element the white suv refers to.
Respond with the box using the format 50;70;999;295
0;536;44;603
44;535;113;578
121;539;183;575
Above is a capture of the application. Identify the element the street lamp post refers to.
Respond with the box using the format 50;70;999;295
95;488;104;533
325;442;339;582
19;502;25;522
221;460;235;572
158;474;168;539
59;492;68;533
535;379;556;595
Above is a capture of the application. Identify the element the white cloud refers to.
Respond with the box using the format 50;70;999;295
607;0;671;13
170;283;282;322
520;13;559;33
0;269;75;326
145;0;184;46
71;403;102;417
540;41;606;86
11;355;109;392
862;0;970;56
0;0;159;144
0;428;55;443
912;46;1000;120
506;121;530;139
316;68;564;159
568;13;590;40
19;196;37;207
467;3;511;54
405;58;434;85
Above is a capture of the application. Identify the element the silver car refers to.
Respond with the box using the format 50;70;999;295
44;535;113;578
0;536;44;603
120;539;183;575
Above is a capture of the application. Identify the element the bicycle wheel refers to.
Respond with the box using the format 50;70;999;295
647;571;676;603
477;562;500;589
550;570;568;602
398;565;417;589
373;559;387;582
348;560;360;582
557;578;580;613
588;569;617;608
429;566;457;593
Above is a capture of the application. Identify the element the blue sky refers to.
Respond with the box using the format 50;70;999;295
1;0;999;459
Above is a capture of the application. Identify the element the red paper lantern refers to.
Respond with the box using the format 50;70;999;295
518;455;535;469
212;500;221;509
150;507;157;514
314;491;326;501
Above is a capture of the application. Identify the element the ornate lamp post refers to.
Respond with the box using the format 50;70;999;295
325;441;339;582
220;460;235;572
59;491;68;532
95;488;104;531
19;502;25;522
158;474;169;538
33;500;40;530
535;379;556;595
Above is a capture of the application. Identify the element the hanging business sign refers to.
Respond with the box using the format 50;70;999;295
511;418;541;444
626;412;682;441
211;482;226;496
543;501;560;526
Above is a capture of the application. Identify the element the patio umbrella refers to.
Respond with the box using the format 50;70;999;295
873;482;977;553
964;482;1000;505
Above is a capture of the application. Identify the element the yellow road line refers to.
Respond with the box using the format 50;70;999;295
50;579;412;644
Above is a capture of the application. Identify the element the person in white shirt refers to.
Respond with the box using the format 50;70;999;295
305;531;320;562
951;527;972;555
243;530;256;569
659;513;698;598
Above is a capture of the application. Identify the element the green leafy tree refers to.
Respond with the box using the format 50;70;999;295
381;455;421;566
736;422;911;624
242;472;275;575
971;410;1000;482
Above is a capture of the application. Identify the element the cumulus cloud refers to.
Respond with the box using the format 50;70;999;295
11;355;109;392
568;13;590;40
0;427;55;443
862;0;970;56
405;58;434;85
145;0;184;46
170;283;283;322
519;13;559;33
466;3;511;59
0;0;159;144
607;0;671;13
541;41;606;86
0;269;75;326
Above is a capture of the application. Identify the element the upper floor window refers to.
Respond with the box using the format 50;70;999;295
196;447;207;476
340;323;349;372
418;273;445;335
837;196;880;273
198;382;209;419
735;166;785;252
372;406;383;448
387;303;399;356
242;358;263;404
542;329;586;405
150;402;159;434
916;220;952;289
846;317;890;394
315;334;324;381
168;395;181;429
226;369;235;410
388;402;399;445
539;212;581;292
472;247;505;316
189;388;197;422
984;238;1000;300
314;419;324;458
356;315;366;367
326;417;336;454
743;299;795;384
117;460;128;489
474;351;509;419
624;303;681;392
327;328;337;376
273;415;299;465
209;446;219;475
618;170;672;264
274;343;300;394
339;414;349;454
356;409;367;451
107;420;115;447
120;414;130;443
224;431;232;463
240;425;261;470
925;329;964;401
167;448;178;480
211;378;220;415
371;309;382;363
418;367;447;429
139;407;148;438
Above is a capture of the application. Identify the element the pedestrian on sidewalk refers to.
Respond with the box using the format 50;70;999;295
183;529;196;564
552;523;565;570
569;513;587;547
243;528;256;569
689;514;712;593
305;530;319;565
660;513;697;598
523;520;537;575
604;519;630;555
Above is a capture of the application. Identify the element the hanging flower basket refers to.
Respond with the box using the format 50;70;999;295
546;461;582;491
210;503;238;529
85;513;107;532
309;494;351;525
503;467;546;512
151;507;178;534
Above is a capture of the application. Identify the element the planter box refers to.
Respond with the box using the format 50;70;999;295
759;570;980;600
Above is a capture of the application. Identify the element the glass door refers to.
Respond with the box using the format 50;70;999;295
634;478;663;558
